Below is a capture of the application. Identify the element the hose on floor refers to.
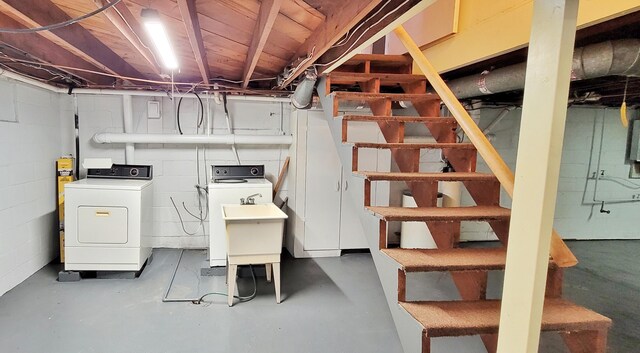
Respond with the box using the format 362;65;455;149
162;249;257;304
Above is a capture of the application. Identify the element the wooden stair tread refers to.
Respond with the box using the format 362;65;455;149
331;91;439;102
382;248;507;272
366;206;511;222
352;142;475;150
354;171;496;182
400;299;612;337
343;54;412;65
328;72;426;85
340;115;456;124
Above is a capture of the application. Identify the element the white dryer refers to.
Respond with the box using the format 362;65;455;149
208;165;272;267
64;164;153;272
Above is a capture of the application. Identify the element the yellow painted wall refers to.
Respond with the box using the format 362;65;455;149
419;0;640;73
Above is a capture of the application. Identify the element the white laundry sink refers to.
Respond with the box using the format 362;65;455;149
222;203;288;262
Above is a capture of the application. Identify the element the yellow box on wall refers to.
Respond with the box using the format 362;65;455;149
57;157;75;263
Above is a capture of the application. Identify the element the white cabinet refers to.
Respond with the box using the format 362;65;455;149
286;109;389;258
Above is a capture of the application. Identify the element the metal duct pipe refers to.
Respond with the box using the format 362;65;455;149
93;133;293;145
291;69;317;109
447;39;640;99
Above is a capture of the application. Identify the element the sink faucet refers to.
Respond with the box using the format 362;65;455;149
241;193;262;205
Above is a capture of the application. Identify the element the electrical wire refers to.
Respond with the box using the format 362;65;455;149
330;0;391;49
170;197;200;235
176;90;204;135
316;0;411;69
162;249;257;304
0;0;123;34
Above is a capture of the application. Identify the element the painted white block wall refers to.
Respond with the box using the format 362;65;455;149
0;78;73;296
444;107;640;240
76;94;291;249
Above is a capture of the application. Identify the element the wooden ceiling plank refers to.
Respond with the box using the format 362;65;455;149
0;0;146;80
280;0;325;30
279;0;384;88
242;0;283;88
0;12;114;85
177;0;210;84
93;0;163;78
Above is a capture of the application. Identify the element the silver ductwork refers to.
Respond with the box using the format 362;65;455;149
291;68;317;109
446;39;640;99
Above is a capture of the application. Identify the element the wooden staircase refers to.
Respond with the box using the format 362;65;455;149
318;54;611;352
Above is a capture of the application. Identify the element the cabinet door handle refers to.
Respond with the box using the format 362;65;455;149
344;180;349;191
336;180;341;191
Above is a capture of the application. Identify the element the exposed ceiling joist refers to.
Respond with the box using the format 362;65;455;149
0;0;145;81
94;0;163;78
0;12;114;86
177;0;210;85
242;0;283;88
278;0;383;88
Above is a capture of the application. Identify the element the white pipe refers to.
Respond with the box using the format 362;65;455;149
0;72;292;103
0;70;66;93
73;88;291;102
122;95;135;163
93;132;293;145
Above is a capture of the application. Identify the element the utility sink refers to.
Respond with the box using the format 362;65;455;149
222;203;288;306
222;203;288;259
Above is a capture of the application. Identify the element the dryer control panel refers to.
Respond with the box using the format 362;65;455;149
87;164;153;180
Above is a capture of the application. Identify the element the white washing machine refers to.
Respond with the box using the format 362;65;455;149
64;164;153;272
208;165;273;267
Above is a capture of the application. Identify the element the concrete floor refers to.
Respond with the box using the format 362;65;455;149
0;240;638;352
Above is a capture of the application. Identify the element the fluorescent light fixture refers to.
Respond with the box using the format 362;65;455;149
141;8;178;70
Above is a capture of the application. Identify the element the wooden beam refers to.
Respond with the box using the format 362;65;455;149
177;0;210;84
242;0;282;88
94;0;163;78
0;0;146;80
278;0;383;88
0;12;114;86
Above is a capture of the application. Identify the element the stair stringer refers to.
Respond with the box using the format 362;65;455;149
317;78;486;353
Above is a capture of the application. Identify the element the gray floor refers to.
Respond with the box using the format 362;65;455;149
0;250;402;353
0;241;638;353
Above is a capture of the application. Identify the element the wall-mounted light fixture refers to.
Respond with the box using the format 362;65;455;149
141;8;178;70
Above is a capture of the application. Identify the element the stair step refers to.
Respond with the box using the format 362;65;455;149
332;91;439;102
344;54;413;66
340;115;456;124
354;171;496;182
400;299;612;337
328;72;426;86
366;206;511;222
337;54;413;74
352;142;475;150
382;248;507;272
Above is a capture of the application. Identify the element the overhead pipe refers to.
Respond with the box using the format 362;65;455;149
446;39;640;99
291;68;317;109
122;95;135;163
93;132;293;145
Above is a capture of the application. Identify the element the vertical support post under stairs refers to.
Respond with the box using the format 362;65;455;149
496;1;579;353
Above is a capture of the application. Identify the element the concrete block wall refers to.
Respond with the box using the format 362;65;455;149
0;78;73;296
76;94;291;249
417;106;640;241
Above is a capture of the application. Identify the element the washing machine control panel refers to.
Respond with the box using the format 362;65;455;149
87;164;153;180
212;165;264;181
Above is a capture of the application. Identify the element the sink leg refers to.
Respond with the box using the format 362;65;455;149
273;262;281;304
265;263;272;282
228;264;237;307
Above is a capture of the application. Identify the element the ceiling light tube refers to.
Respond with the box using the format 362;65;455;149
141;8;178;70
